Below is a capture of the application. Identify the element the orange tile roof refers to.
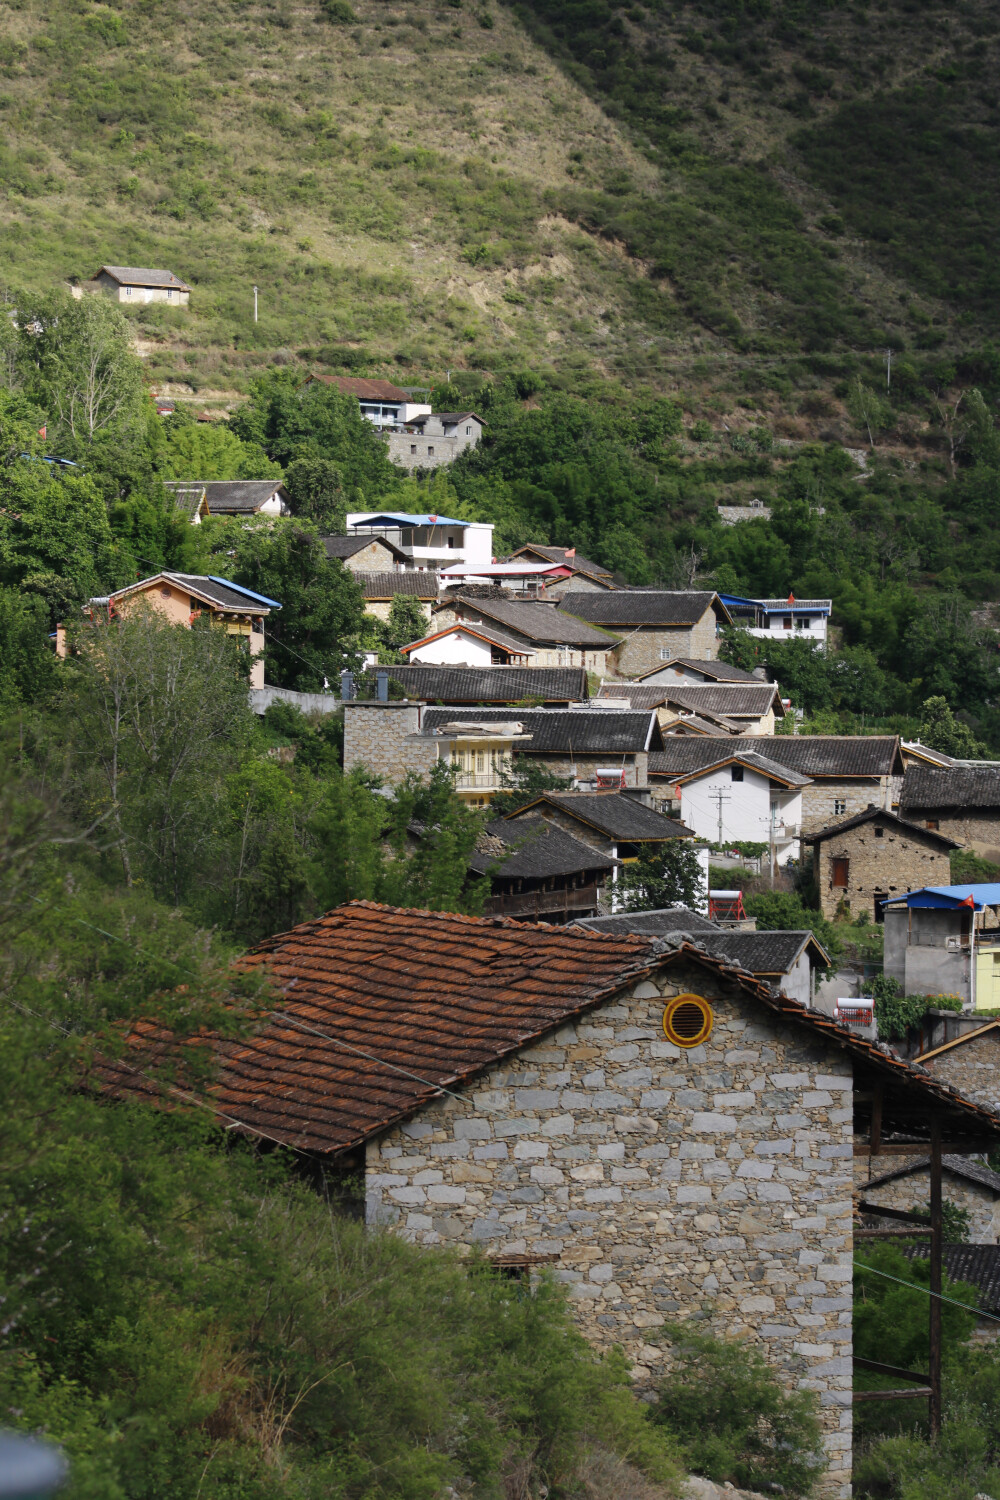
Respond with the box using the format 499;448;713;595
93;902;1000;1157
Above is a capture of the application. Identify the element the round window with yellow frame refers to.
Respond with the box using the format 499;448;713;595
662;993;714;1048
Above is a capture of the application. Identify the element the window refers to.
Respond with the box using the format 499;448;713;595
782;615;792;630
475;751;485;773
795;617;810;629
125;286;132;297
834;799;847;815
926;819;940;831
447;535;454;547
427;446;435;456
659;648;672;660
731;765;744;782
832;857;850;887
874;827;884;838
410;444;417;455
167;288;173;299
466;426;472;435
662;994;714;1048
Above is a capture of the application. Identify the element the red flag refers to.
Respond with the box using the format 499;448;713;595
38;425;45;439
788;591;795;605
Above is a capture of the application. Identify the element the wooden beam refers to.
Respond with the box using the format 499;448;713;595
853;1357;931;1384
929;1123;943;1439
853;1388;932;1403
855;1201;935;1225
855;1227;931;1240
853;1141;997;1156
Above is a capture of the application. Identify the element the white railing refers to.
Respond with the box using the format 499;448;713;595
454;771;502;789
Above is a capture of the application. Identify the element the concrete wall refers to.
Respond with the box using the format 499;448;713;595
883;908;970;1003
855;1155;1000;1244
366;959;854;1497
607;611;719;678
678;766;784;851
250;685;340;716
812;822;952;922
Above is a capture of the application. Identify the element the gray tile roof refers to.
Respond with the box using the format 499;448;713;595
163;573;273;612
323;534;408;563
164;479;285;515
657;684;784;720
558;590;726;627
596;684;750;732
866;1154;1000;1196
662;714;738;736
650;735;904;780
510;545;612;579
576;907;721;936
805;806;961;849
638;658;760;683
672;749;812;788
421;707;663;754
901;764;1000;812
412;620;539;656
575;914;827;975
469;817;615;879
98;265;190;289
382;666;587;703
446;596;619;647
899;1244;1000;1316
510;792;695;841
361;572;440;599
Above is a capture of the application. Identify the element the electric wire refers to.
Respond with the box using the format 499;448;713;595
853;1259;1000;1325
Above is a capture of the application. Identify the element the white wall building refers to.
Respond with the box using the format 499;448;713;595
668;751;811;867
345;511;494;572
719;594;832;650
402;621;536;667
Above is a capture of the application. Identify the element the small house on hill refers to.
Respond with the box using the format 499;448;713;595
323;534;409;573
805;807;959;922
303;375;431;428
385;412;484;470
360;572;440;624
419;706;664;789
506;545;617;597
87;266;190;305
165;480;290;524
656;749;811;868
432;593;617;673
468;816;616;923
400;618;537;667
557;590;732;675
636;657;761;686
900;764;1000;860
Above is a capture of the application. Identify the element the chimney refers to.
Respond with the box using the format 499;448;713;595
340;670;355;701
376;670;389;703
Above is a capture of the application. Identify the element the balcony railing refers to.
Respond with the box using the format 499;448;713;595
454;771;504;789
483;885;601;920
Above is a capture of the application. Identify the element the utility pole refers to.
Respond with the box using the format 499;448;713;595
769;803;777;888
708;787;731;847
253;284;259;324
885;347;892;393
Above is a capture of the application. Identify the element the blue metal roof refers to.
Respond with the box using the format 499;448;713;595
883;883;1000;910
208;576;283;610
352;512;465;528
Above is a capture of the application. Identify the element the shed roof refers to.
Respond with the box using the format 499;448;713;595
804;806;961;849
661;714;737;737
447;595;618;647
863;1153;1000;1196
383;666;588;704
576;906;720;935
509;791;695;841
361;572;440;600
650;735;904;780
916;1020;1000;1064
656;684;784;720
468;816;616;879
901;764;1000;812
164;479;286;515
421;707;663;754
558;590;731;627
93;902;1000;1157
96;265;191;290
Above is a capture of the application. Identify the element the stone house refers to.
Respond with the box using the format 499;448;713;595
557;591;732;676
68;572;280;689
86;265;190;305
900;765;1000;860
97;903;1000;1498
386;412;484;470
916;1021;1000;1112
600;683;783;736
341;699;530;806
361;572;440;624
506;545;618;599
468;816;616;924
649;736;905;835
857;1153;1000;1244
165;479;290;525
303;375;431;429
805;807;959;922
323;534;410;573
430;593;618;673
636;658;763;687
420;707;663;790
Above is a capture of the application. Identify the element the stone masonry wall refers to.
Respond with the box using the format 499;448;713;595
800;779;890;835
343;702;438;783
924;1029;1000;1113
363;598;434;625
813;822;952;921
344;540;403;573
854;1155;1000;1243
609;615;718;679
366;961;854;1497
924;811;1000;862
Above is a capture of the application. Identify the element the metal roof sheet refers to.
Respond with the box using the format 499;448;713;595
882;883;1000;910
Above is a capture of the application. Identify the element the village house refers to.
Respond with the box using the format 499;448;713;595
63;573;280;690
165;479;290;524
385;412;484;470
430;593;617;673
437;560;574;596
85;265;191;305
635;657;763;687
597;683;740;735
400;619;537;667
719;594;833;651
649;736;905;835
360;572;441;624
506;545;618;598
900;741;957;772
304;375;432;429
652;749;810;868
659;712;737;737
858;1154;1000;1244
468;817;616;923
381;665;589;705
96;902;1000;1498
599;682;783;736
914;1019;1000;1111
346;511;494;572
557;591;732;676
805;807;959;922
578;909;831;1009
323;534;410;573
420;706;663;789
882;883;1000;1009
900;764;1000;860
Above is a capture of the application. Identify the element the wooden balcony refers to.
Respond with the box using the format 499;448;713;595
482;884;602;922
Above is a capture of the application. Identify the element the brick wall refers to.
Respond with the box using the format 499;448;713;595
366;960;854;1497
854;1155;1000;1243
923;1029;1000;1113
813;821;952;921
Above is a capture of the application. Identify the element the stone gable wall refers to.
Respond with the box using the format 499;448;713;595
343;540;402;574
925;1030;1000;1113
609;613;718;679
854;1154;1000;1243
919;811;1000;862
363;598;434;624
366;962;854;1497
800;779;890;835
813;821;952;920
343;702;437;783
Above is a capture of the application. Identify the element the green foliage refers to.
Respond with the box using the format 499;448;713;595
0;586;58;712
652;1323;826;1497
854;1245;977;1386
320;0;358;20
917;696;988;759
283;454;348;531
488;756;574;817
153;413;282;482
951;849;1000;885
863;974;963;1041
743;889;841;957
616;841;705;913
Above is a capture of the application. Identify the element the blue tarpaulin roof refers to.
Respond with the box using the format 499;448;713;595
351;512;465;528
883;884;1000;910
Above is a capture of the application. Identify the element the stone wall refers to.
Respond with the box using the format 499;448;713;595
800;779;891;835
812;821;952;921
917;811;1000;862
855;1155;1000;1243
922;1028;1000;1112
366;961;854;1498
609;613;718;679
342;701;438;783
344;540;403;573
363;597;434;625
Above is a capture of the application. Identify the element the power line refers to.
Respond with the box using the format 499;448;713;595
853;1259;1000;1326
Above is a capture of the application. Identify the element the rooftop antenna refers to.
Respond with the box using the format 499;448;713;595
253;284;259;324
